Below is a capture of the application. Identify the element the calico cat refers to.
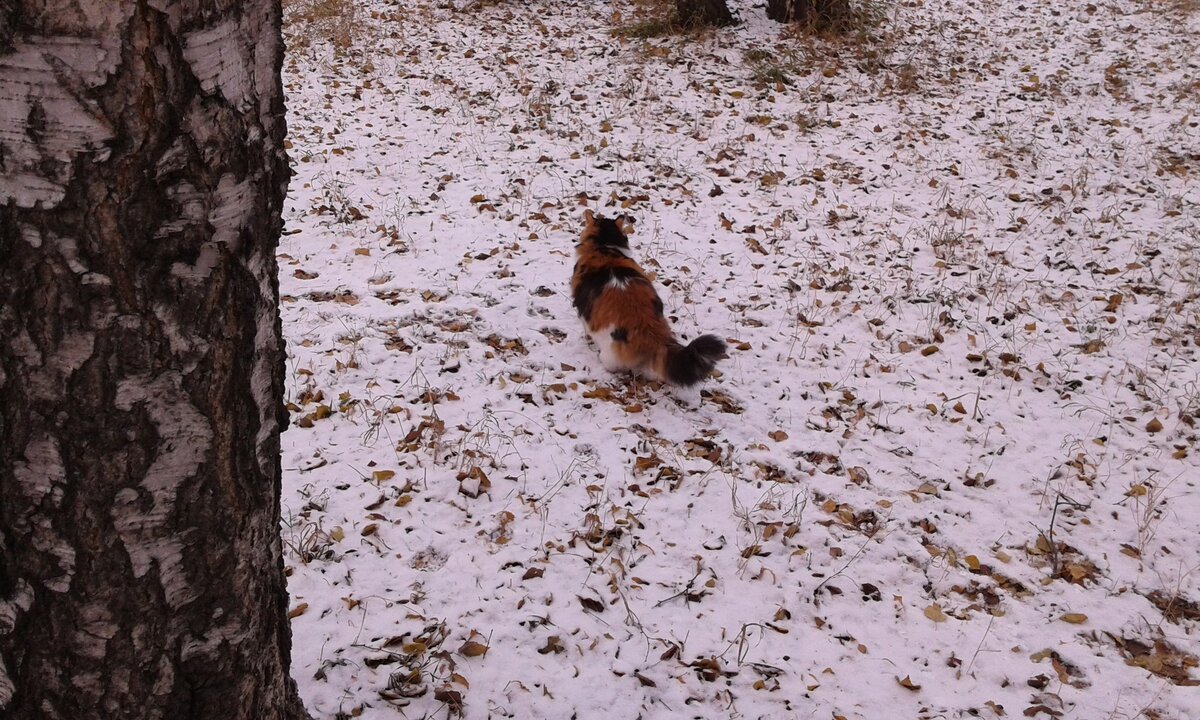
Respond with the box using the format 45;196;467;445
570;210;725;386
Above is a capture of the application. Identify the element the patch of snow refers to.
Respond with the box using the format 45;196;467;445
279;1;1200;718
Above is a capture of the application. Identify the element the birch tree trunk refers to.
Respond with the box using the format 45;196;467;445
766;0;852;25
0;2;308;719
676;0;735;27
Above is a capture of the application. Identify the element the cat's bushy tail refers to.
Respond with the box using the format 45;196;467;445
658;335;726;386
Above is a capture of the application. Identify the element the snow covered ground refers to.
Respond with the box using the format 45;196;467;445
277;1;1200;718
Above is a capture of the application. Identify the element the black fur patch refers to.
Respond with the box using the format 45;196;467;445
573;266;643;320
611;327;628;342
572;269;607;321
652;296;664;316
592;216;630;250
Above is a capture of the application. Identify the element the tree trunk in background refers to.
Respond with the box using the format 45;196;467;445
676;0;735;27
0;2;307;719
767;0;852;24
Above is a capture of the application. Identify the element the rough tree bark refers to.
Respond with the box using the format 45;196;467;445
766;0;852;25
0;2;308;719
676;0;735;27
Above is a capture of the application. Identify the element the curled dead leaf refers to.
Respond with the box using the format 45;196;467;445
458;640;489;657
578;596;605;613
847;466;870;485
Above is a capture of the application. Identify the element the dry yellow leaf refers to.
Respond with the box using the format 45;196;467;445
924;604;949;622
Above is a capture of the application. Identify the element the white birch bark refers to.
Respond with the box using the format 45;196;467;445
0;2;307;717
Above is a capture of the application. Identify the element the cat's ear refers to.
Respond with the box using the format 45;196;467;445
583;208;596;226
615;214;634;234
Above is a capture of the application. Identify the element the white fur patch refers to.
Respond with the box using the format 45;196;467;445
607;274;630;289
588;325;626;372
